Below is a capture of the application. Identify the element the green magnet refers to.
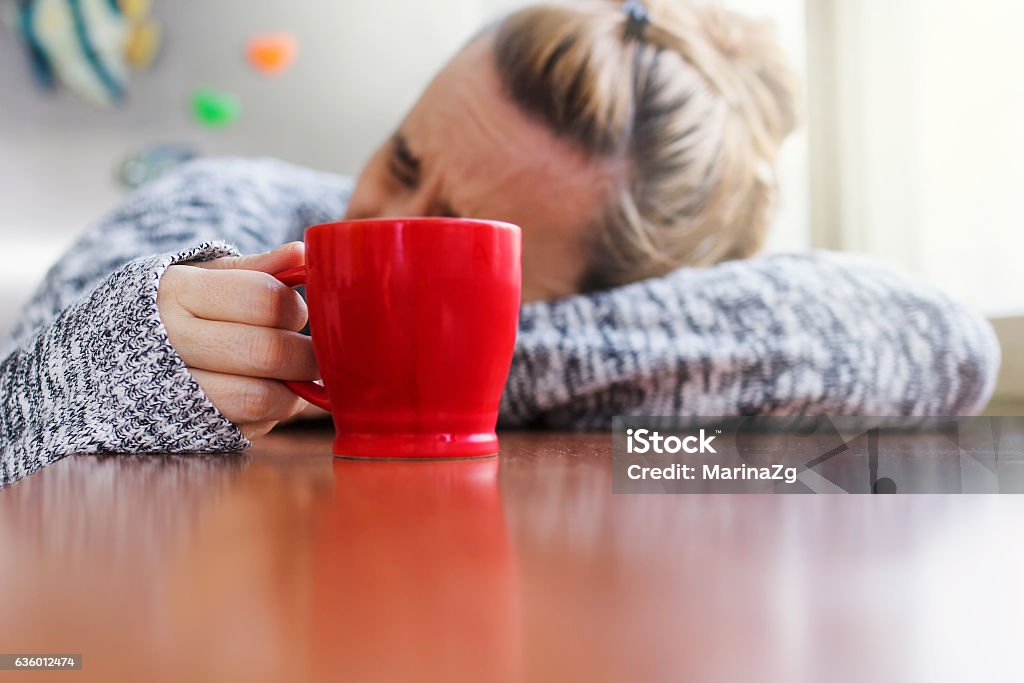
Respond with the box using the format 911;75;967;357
191;89;241;128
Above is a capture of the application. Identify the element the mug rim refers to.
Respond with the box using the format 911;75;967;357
306;217;520;236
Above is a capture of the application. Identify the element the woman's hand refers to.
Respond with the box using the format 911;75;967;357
157;242;318;439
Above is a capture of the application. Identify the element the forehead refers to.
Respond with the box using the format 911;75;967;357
401;36;615;225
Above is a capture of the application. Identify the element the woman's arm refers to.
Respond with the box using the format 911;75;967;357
2;159;350;487
1;243;252;486
500;251;1001;428
6;157;351;352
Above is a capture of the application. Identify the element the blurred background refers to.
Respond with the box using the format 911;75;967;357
0;0;1020;411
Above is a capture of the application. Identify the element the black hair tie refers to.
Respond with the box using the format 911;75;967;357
623;0;650;41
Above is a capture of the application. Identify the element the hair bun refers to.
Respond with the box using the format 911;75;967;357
491;1;803;288
698;3;801;146
646;0;801;149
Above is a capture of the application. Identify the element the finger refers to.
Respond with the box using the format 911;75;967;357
279;401;331;425
240;421;279;440
193;242;305;274
171;318;319;381
190;368;305;424
172;266;308;331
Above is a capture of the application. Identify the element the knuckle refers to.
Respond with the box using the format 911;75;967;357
281;392;304;419
295;337;319;379
281;291;308;331
240;381;276;421
248;330;289;374
251;274;294;327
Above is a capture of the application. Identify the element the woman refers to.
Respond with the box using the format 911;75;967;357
0;0;1000;487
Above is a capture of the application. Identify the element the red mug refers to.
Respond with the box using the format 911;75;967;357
274;218;521;458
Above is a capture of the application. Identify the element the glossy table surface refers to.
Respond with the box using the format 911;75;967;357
1;426;1023;682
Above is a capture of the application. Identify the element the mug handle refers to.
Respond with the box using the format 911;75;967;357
273;265;332;412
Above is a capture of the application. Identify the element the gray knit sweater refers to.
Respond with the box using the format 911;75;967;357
0;158;1001;487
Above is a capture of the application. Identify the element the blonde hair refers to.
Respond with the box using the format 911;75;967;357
491;0;800;290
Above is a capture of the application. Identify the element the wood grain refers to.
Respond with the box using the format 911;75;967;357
1;425;1022;682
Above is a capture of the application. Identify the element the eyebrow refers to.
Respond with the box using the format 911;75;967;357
391;130;462;218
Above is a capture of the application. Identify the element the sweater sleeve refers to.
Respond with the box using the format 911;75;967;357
1;243;252;487
499;250;1002;429
1;158;352;488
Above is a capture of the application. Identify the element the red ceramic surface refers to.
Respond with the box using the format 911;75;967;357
275;218;521;458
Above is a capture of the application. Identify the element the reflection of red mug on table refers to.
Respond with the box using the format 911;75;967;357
275;218;522;458
309;458;521;682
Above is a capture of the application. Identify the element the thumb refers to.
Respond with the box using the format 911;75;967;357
195;241;305;274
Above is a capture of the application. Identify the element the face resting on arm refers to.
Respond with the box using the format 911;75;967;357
157;0;800;434
349;0;799;299
344;35;617;304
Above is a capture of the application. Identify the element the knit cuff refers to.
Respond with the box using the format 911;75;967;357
16;241;250;464
92;240;253;453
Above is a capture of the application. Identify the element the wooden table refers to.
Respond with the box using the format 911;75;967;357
1;426;1023;682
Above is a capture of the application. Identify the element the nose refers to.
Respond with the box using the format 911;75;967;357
346;192;436;221
346;176;444;220
376;191;434;218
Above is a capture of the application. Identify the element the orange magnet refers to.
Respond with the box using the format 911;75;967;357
246;32;297;76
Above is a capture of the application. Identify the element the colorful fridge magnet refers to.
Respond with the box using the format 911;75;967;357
246;32;297;75
119;0;160;69
8;0;160;107
123;18;161;70
191;88;241;128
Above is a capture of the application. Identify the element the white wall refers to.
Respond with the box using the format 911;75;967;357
0;0;809;337
815;0;1024;317
911;0;1024;317
0;0;501;234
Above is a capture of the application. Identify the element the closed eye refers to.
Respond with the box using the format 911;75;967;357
388;133;419;189
386;131;463;218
